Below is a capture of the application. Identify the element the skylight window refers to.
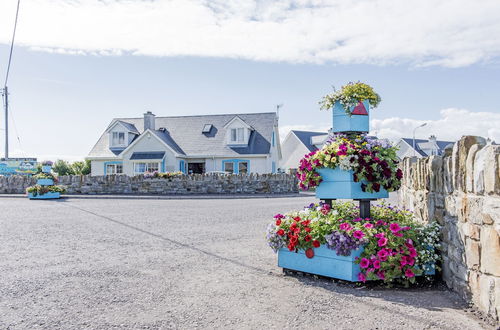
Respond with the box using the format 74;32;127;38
202;124;213;133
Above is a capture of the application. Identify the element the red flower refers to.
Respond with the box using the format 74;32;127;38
275;219;282;226
396;168;403;179
405;268;415;278
304;227;311;233
290;236;298;244
372;182;381;192
293;227;301;234
305;248;315;259
305;235;312;242
277;229;285;236
312;240;320;248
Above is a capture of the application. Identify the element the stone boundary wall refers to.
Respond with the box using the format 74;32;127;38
0;173;299;195
398;136;499;321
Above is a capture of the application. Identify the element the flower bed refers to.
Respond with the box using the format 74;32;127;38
297;134;402;193
143;171;184;179
267;201;440;284
26;185;66;197
320;82;381;116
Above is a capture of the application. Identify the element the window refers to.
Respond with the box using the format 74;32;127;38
202;124;213;133
238;162;248;174
224;162;234;174
112;132;125;146
106;163;123;175
230;128;244;143
134;162;159;174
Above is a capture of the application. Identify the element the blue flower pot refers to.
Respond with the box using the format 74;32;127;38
37;178;54;186
332;100;370;133
42;166;52;173
315;168;389;200
28;192;60;200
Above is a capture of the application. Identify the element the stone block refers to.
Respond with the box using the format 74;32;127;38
483;146;500;195
478;275;496;318
480;226;500;276
465;238;480;270
466;144;481;193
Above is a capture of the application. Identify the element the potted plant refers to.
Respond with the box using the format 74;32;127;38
266;202;440;283
26;184;66;200
297;133;402;199
34;172;57;186
41;160;53;173
320;82;381;133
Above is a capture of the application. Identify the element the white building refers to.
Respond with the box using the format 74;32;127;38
280;130;328;171
395;135;454;159
87;111;281;176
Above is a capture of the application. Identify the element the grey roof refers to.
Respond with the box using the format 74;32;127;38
401;138;454;157
88;112;276;158
130;152;165;160
116;120;140;134
292;130;328;152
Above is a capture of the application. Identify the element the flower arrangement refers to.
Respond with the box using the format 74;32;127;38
34;172;58;182
266;201;441;284
41;160;53;166
26;184;66;197
143;171;184;179
297;134;402;192
320;82;381;115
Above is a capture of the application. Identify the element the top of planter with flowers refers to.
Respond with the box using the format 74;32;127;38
320;82;381;133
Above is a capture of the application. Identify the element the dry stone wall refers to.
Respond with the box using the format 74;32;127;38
0;173;299;195
399;136;500;321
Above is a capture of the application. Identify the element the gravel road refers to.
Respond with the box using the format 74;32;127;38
0;196;489;329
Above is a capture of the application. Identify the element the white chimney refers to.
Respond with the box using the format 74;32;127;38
144;111;156;131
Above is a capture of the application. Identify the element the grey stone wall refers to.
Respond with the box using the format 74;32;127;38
0;173;299;195
399;136;500;321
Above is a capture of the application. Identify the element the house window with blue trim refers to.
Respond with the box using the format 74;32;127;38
222;159;249;174
179;160;186;174
104;162;123;175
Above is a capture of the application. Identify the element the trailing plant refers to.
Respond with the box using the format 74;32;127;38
34;172;58;182
266;201;441;285
143;171;184;179
297;133;402;193
320;82;381;115
26;185;66;196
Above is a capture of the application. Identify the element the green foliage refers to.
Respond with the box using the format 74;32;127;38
52;160;74;176
26;184;66;196
71;160;91;175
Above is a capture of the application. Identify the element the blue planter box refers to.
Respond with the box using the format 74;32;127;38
37;178;54;186
278;245;435;282
278;245;363;281
42;166;52;173
315;168;389;200
332;100;370;133
28;192;60;200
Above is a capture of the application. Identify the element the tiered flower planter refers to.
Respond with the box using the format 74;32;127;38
28;165;61;200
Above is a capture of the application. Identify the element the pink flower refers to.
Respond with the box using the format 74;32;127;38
409;248;417;258
358;273;366;282
393;232;403;237
363;223;374;229
353;217;363;222
374;232;385;238
405;268;415;278
377;237;388;247
377;249;389;259
367;267;375;273
353;230;365;239
407;257;415;266
376;271;385;280
339;222;352;231
373;260;381;269
402;226;410;231
389;223;401;233
359;258;370;268
400;256;407;267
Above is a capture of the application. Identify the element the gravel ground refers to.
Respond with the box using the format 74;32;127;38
0;196;490;329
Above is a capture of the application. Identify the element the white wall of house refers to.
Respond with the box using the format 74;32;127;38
90;160;108;176
395;140;421;159
280;132;311;171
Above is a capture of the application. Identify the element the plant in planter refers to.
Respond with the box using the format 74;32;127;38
296;133;402;193
41;160;53;166
34;172;58;181
266;201;441;284
26;184;66;197
320;82;381;116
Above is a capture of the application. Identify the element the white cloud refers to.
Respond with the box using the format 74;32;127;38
1;0;499;67
280;108;500;143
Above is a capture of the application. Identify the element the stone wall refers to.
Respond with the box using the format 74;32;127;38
0;173;299;195
399;136;500;321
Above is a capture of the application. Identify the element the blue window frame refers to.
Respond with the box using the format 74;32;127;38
272;131;275;147
222;159;250;174
179;160;186;174
104;161;123;175
272;161;276;174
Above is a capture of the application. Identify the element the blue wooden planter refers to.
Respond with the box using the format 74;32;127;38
42;166;52;173
37;178;54;185
28;192;60;200
278;245;435;282
332;100;370;133
279;245;363;281
315;168;389;200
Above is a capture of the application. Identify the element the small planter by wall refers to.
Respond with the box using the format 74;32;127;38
28;192;60;200
42;166;52;173
315;168;388;200
332;100;370;133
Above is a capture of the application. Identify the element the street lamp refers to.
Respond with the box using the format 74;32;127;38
413;123;427;157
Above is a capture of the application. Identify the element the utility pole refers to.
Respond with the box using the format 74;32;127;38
2;87;7;159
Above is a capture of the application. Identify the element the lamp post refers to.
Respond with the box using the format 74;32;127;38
413;123;427;157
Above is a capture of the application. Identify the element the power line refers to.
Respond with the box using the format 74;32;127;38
4;0;21;87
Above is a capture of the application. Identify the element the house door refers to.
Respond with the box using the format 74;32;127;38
188;162;205;174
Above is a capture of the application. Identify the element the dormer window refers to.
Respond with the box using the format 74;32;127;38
231;128;244;143
112;132;125;146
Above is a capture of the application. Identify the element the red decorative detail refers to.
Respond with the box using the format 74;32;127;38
351;101;368;115
305;248;315;259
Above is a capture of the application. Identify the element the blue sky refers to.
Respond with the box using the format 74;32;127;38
1;0;500;160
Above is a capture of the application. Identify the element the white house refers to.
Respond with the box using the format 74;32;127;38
280;130;328;171
87;111;281;176
395;135;454;159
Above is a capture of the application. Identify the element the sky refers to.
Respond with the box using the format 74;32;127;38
0;0;499;161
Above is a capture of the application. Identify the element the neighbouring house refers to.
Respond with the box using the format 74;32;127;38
86;111;281;176
280;130;328;171
395;135;454;159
